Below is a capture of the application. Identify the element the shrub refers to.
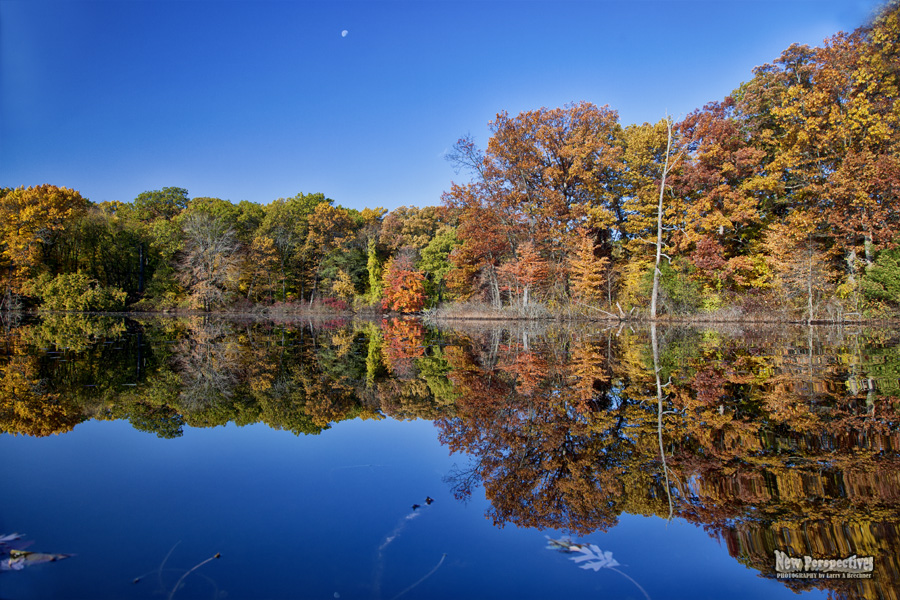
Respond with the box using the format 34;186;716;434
23;273;128;312
634;260;703;314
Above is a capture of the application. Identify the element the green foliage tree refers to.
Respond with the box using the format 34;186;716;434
860;248;900;305
22;272;127;312
418;226;458;306
366;238;384;303
132;187;190;222
258;192;331;300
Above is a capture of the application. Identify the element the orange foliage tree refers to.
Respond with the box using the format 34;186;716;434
569;229;610;306
381;255;426;312
497;241;549;308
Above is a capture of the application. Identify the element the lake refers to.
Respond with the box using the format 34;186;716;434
0;314;897;599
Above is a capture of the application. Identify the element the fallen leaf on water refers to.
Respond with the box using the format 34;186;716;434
569;544;621;571
0;534;72;572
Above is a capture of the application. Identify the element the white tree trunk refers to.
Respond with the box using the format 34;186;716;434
650;117;674;321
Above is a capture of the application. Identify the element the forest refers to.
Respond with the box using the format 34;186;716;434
1;1;898;320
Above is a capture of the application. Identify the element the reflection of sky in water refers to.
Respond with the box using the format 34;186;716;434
0;418;825;599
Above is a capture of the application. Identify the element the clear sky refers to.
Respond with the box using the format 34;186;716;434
0;0;884;212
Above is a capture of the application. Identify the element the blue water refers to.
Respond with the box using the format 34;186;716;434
0;415;826;599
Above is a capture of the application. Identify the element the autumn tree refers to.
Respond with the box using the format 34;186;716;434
497;241;549;308
122;187;191;304
258;192;331;300
569;229;610;306
331;269;357;302
304;203;356;303
237;235;280;303
0;185;89;309
381;254;426;313
484;103;624;258
444;182;514;307
177;212;242;311
378;205;445;254
444;103;624;307
618;120;683;309
22;272;127;312
673;101;769;295
814;8;900;266
733;3;900;307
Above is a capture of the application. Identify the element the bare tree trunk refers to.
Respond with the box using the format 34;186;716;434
652;322;673;521
864;233;874;269
846;247;858;314
487;265;501;309
650;117;674;321
138;243;145;293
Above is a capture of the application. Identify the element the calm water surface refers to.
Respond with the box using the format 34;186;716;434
0;314;897;599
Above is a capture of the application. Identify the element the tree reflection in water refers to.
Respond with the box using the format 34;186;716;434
1;314;899;598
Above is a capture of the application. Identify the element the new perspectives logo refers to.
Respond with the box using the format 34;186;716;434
774;549;874;579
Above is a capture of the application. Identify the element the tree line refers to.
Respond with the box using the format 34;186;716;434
2;2;898;318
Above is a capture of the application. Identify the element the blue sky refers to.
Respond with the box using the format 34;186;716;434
0;0;883;212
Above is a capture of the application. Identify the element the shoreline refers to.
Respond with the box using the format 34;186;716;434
3;308;898;327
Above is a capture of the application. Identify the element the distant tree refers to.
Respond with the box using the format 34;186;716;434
177;213;241;311
418;226;459;305
497;241;549;308
763;212;837;322
22;272;127;312
238;235;280;302
382;255;426;312
132;187;189;222
444;182;513;307
0;185;89;309
331;269;357;302
366;238;384;303
444;102;624;306
569;229;610;306
258;192;331;300
379;205;444;254
860;248;900;306
301;203;358;303
483;102;624;260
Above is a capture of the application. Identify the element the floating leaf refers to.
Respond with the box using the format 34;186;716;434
0;534;72;572
570;544;621;571
545;536;582;553
3;550;73;571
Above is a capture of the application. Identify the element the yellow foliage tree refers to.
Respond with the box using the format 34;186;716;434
763;211;838;322
238;235;280;302
0;185;89;308
331;269;356;302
